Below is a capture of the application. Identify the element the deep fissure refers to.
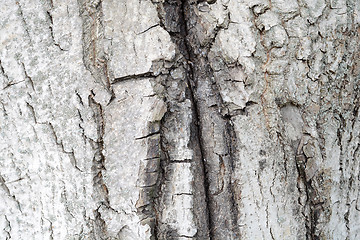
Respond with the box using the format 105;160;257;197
154;0;241;238
295;141;321;240
154;0;213;238
180;2;240;239
177;1;214;237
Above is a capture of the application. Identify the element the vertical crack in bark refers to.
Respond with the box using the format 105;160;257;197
0;173;22;213
26;101;83;172
77;1;112;237
295;137;324;240
77;0;113;94
42;217;54;240
16;1;32;43
177;2;214;238
156;119;170;240
154;0;240;238
48;122;83;172
153;0;211;238
88;90;109;238
181;1;240;238
4;215;11;239
0;59;10;83
20;62;35;92
46;5;67;51
295;141;311;239
135;121;162;240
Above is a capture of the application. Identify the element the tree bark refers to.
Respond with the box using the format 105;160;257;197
0;0;359;239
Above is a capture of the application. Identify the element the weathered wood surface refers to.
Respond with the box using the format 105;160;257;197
0;0;359;239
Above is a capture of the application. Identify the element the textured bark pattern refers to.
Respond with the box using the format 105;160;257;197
0;0;359;239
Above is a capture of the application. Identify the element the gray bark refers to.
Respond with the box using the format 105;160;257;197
0;0;359;239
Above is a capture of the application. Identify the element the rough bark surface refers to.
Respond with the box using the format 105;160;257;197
0;0;359;239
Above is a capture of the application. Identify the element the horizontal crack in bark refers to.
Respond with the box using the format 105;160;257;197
112;72;156;84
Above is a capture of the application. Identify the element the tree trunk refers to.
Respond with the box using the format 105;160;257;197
1;0;359;239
